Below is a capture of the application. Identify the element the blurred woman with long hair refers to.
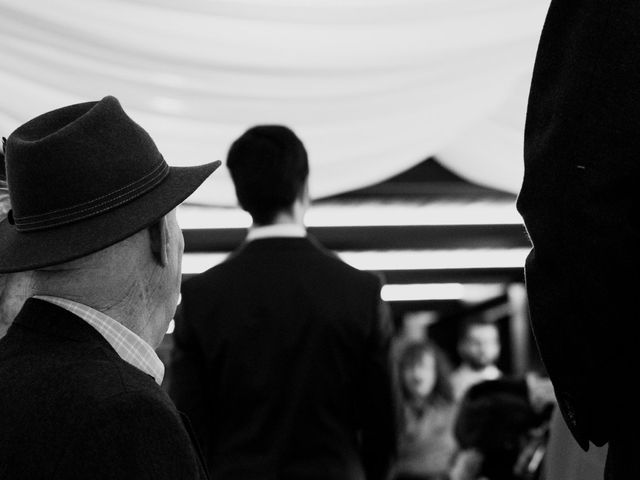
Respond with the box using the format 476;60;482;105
393;340;458;480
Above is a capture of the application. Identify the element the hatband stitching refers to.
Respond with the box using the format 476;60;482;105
16;160;167;220
15;163;169;231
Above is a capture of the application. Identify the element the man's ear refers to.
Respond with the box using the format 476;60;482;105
300;179;310;205
149;216;169;267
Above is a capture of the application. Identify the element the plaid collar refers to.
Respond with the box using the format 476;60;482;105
33;295;164;385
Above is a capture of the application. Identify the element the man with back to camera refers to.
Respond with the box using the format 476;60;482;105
169;125;398;480
450;317;502;401
0;96;221;479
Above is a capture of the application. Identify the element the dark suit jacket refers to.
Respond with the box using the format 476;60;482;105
169;236;397;480
0;298;209;480
517;0;640;476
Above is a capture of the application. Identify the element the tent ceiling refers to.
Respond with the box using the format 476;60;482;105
0;0;550;204
0;1;541;309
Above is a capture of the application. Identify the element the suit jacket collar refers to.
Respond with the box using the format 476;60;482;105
11;297;116;349
32;295;165;385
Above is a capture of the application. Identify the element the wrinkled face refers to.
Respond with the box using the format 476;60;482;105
459;324;501;369
402;351;436;399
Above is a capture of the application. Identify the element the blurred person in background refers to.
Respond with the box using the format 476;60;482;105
451;377;554;480
169;125;397;480
451;318;502;400
391;311;439;380
393;340;458;480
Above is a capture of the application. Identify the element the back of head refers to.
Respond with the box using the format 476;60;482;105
454;378;547;479
226;125;308;225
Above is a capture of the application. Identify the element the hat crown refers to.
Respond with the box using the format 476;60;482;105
5;96;168;231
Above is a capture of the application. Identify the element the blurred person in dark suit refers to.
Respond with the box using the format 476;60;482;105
517;1;640;477
0;96;220;479
169;125;397;480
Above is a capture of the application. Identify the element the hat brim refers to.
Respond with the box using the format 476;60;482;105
0;161;221;273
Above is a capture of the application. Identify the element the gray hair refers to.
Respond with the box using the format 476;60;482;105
0;179;9;221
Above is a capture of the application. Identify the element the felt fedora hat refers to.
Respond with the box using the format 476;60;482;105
0;96;220;273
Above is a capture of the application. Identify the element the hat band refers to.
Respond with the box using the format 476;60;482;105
14;160;170;232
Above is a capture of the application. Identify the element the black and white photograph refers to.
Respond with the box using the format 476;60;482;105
0;1;634;479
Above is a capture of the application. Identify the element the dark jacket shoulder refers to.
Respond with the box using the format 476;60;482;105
184;236;380;294
0;298;208;480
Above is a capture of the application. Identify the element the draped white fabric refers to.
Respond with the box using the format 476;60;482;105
0;0;548;206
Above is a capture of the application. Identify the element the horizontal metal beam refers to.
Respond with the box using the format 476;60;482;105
182;267;523;285
183;224;531;252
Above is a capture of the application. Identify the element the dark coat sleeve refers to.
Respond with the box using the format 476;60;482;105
517;0;640;451
54;390;209;480
359;276;398;480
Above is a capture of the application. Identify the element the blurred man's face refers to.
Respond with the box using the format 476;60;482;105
402;352;436;399
459;324;500;370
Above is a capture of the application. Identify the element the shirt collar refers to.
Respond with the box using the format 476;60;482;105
458;363;502;379
33;295;165;385
246;223;306;242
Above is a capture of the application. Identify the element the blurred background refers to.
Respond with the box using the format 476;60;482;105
0;0;550;374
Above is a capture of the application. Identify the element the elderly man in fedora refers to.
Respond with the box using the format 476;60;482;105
0;96;220;479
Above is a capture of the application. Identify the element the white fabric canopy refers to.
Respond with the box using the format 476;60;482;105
0;0;549;206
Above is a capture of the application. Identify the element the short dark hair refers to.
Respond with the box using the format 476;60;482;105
458;316;498;342
454;378;549;479
226;125;309;225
